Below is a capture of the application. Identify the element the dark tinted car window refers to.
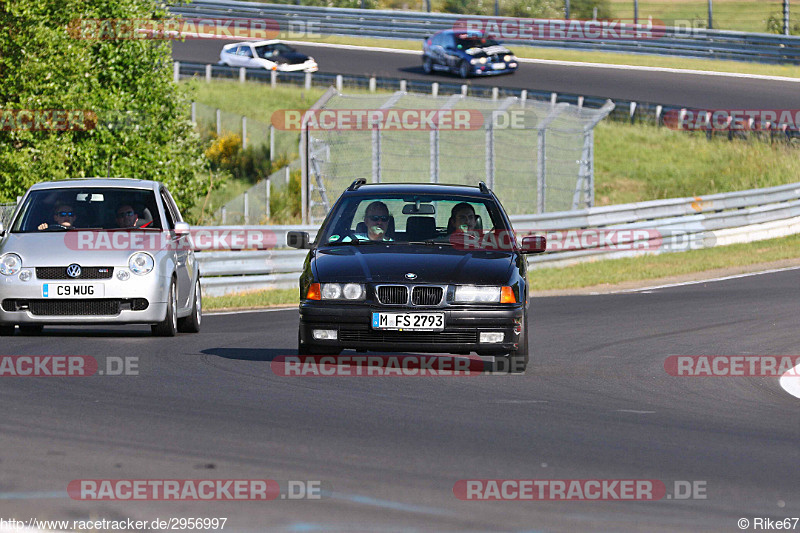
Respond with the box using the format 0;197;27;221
319;194;506;244
456;34;499;49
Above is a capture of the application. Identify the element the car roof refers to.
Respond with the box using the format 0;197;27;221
27;178;161;192
344;182;492;198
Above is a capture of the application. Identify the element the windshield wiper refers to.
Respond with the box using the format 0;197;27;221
406;240;453;246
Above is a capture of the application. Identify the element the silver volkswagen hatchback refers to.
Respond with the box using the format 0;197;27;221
0;179;201;336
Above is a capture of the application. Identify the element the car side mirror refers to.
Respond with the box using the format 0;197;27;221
174;222;190;236
287;231;311;249
521;235;546;254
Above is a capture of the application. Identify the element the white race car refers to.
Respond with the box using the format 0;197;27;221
219;40;318;72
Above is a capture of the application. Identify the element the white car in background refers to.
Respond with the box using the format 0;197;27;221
219;40;318;72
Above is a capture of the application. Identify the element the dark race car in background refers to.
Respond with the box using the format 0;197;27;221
423;30;518;78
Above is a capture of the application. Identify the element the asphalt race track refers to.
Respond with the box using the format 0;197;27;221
172;39;800;109
1;269;798;531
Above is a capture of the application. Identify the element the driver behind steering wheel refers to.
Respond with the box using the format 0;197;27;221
38;204;77;230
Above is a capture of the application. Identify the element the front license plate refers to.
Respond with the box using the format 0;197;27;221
372;312;444;331
492;62;506;70
42;283;104;298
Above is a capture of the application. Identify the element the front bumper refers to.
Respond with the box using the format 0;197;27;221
0;271;170;325
277;61;319;73
300;302;524;355
472;63;518;76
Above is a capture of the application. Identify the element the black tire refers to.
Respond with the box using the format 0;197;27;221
458;61;470;79
18;325;43;335
422;57;433;74
0;325;15;336
152;279;178;337
177;278;202;333
507;323;529;374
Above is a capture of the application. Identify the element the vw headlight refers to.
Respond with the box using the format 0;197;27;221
321;283;365;300
0;253;22;276
454;285;501;303
128;252;154;276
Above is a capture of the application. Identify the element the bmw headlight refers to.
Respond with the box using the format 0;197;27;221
321;283;365;300
504;54;514;62
470;58;479;65
128;252;154;276
454;285;501;303
0;253;22;276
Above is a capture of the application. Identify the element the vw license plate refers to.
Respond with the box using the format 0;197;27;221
42;283;104;298
372;312;444;331
492;62;506;70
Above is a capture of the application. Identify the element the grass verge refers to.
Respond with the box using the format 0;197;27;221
205;288;298;310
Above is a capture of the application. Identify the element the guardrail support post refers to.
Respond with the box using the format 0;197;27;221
550;92;557;107
239;67;246;83
205;64;212;83
336;74;343;91
215;109;221;137
242;116;247;149
369;77;376;92
492;87;499;100
305;72;312;90
577;96;584;109
400;79;407;92
485;121;495;189
269;125;275;161
266;176;271;221
221;206;226;225
656;105;663;126
244;192;249;225
430;128;439;183
520;90;527;106
461;84;468;96
173;61;180;83
629;101;637;124
432;82;439;97
270;70;277;88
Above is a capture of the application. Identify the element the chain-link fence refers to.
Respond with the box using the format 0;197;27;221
192;102;299;158
300;89;613;224
0;203;16;229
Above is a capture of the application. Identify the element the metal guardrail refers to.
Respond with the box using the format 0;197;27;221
170;0;800;64
197;181;800;296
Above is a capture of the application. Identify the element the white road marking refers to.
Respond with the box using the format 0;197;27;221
613;265;800;294
779;363;800;400
206;307;296;316
617;409;656;414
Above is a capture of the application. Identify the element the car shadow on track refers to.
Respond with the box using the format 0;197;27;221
13;326;153;337
202;347;286;362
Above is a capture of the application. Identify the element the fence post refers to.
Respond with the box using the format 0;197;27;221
336;74;343;91
432;82;439;97
520;89;527;106
221;206;226;225
269;125;275;161
271;70;277;88
242;116;247;149
243;191;249;225
785;0;790;36
215;109;221;136
205;64;212;83
430;128;439;183
633;0;638;25
371;124;381;183
708;0;713;30
266;176;271;221
239;67;246;83
485;120;494;189
190;102;196;125
536;103;568;214
305;72;312;90
400;79;407;92
491;87;499;101
577;96;584;110
550;92;557;106
461;84;468;96
369;77;376;92
629;101;637;124
655;105;663;126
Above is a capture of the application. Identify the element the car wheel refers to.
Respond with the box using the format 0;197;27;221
458;61;471;79
507;322;529;374
177;278;202;334
422;57;433;74
0;325;15;336
152;279;178;337
18;325;43;335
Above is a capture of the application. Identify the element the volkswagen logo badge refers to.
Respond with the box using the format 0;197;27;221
66;264;82;279
405;272;417;280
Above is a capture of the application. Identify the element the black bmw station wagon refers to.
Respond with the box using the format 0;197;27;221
288;181;545;373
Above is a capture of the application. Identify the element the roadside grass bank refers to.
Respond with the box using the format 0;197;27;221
203;232;800;309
